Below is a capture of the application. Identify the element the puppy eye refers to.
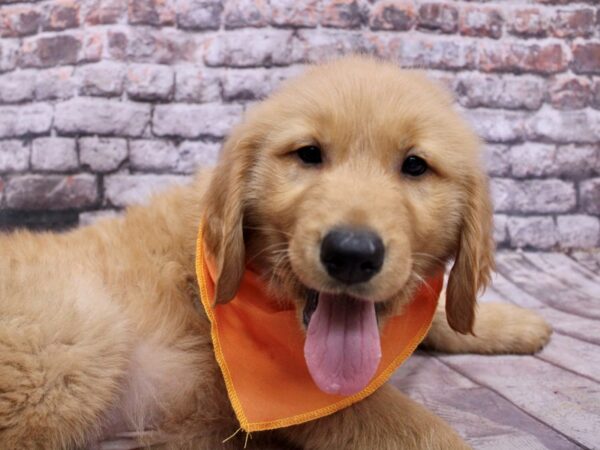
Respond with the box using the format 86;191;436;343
401;155;428;177
296;146;323;165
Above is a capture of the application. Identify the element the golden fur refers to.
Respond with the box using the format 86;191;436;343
0;56;551;450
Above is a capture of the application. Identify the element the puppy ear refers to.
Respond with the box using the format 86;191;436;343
446;173;495;334
203;124;255;305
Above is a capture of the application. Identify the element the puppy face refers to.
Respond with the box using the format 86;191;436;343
203;57;494;393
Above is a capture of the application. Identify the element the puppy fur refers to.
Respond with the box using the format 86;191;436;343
0;56;551;450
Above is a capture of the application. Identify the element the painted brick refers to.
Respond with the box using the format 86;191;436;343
224;0;270;29
5;174;98;210
557;215;600;249
43;0;80;31
387;36;476;70
548;76;591;110
79;137;128;172
126;64;174;101
176;141;220;173
572;43;600;75
205;29;294;67
322;0;369;29
527;108;600;144
294;30;380;64
479;42;567;74
0;103;53;138
222;68;271;101
104;174;189;207
507;216;557;250
78;62;126;96
456;73;544;110
483;144;510;177
84;0;126;24
19;34;82;68
153;103;243;138
177;0;222;30
110;28;198;65
0;141;29;172
550;8;595;38
417;3;458;33
491;178;576;213
459;6;503;39
0;69;36;104
0;39;20;73
581;178;600;215
0;5;41;37
270;0;319;27
592;79;600;110
175;66;221;103
555;145;600;178
493;213;508;245
461;108;529;143
55;98;151;136
128;0;176;26
509;143;556;178
508;7;548;37
31;137;78;172
35;66;78;100
129;139;178;171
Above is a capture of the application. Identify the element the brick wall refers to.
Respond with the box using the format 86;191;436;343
0;0;599;249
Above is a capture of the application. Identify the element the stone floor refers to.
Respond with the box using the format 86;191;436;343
393;251;600;450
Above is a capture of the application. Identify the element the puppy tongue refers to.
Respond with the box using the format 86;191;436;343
304;293;381;396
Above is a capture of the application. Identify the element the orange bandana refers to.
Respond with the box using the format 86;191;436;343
195;225;443;432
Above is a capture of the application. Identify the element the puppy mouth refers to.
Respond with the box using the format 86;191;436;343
302;289;382;396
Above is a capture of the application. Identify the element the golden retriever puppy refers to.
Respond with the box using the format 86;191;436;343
0;56;551;450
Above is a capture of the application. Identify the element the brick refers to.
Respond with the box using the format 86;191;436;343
456;73;544;110
479;42;567;74
294;30;380;64
491;178;575;213
0;103;53;138
81;30;104;63
270;0;319;27
35;66;78;100
508;8;547;37
126;64;174;101
31;137;78;172
527;108;600;144
461;108;528;142
205;29;294;67
548;76;591;110
483;144;510;177
0;5;41;37
110;28;198;65
0;39;19;73
128;0;175;26
153;103;243;138
20;34;81;68
224;0;270;29
369;0;414;31
104;174;188;207
5;174;98;210
0;69;36;103
322;0;368;29
55;98;151;136
592;79;600;110
79;209;120;226
417;3;458;33
509;143;556;178
79;137;127;172
391;36;476;70
176;141;220;172
222;68;271;101
581;178;600;215
84;0;126;24
550;8;595;38
555;145;599;178
43;0;80;31
507;216;556;250
493;213;508;244
557;215;600;248
177;0;222;30
459;6;503;39
130;139;178;171
174;66;221;103
572;43;600;75
0;141;29;172
78;62;126;96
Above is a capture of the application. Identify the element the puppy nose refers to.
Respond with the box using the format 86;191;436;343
320;228;385;284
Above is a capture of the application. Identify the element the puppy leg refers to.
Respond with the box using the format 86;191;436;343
422;292;552;354
0;294;131;449
278;383;469;450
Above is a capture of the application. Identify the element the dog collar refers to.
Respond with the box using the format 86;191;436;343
195;224;443;432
